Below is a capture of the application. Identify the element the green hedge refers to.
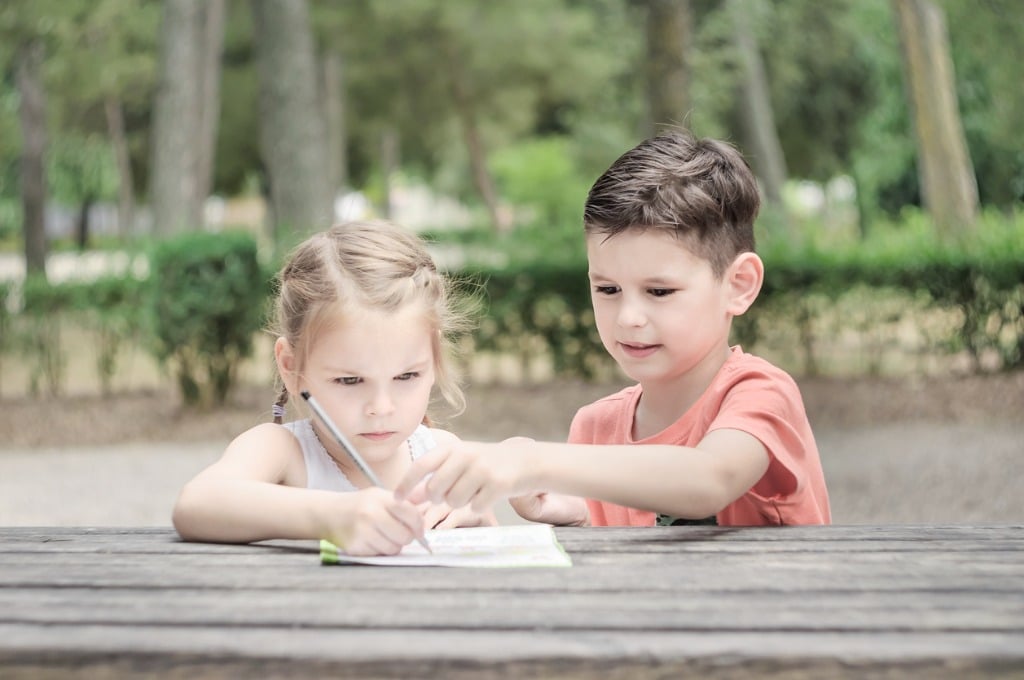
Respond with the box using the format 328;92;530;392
2;231;270;402
2;217;1021;398
461;218;1024;378
148;230;270;406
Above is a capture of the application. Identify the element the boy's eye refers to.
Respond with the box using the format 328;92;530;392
593;285;620;295
648;288;674;297
334;377;360;385
395;372;420;381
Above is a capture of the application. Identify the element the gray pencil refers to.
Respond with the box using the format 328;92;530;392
301;390;433;554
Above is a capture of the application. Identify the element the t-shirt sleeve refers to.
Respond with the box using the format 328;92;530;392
569;394;657;527
567;408;590;444
708;369;813;500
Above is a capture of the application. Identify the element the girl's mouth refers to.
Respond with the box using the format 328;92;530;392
360;431;395;442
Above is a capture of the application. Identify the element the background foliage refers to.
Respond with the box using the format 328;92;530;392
0;0;1022;404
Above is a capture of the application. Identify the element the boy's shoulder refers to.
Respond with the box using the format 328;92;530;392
576;383;640;417
718;348;808;417
723;346;799;386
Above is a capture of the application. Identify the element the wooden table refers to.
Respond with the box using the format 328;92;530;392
1;525;1021;678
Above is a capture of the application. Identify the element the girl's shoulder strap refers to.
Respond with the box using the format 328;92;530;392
407;424;437;460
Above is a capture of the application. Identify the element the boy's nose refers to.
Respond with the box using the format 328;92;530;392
616;299;647;328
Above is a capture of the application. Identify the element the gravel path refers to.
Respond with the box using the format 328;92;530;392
2;421;1021;527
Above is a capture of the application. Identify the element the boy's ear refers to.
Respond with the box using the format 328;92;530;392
725;252;764;316
274;336;300;394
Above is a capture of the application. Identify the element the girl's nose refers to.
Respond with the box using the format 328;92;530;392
365;390;395;417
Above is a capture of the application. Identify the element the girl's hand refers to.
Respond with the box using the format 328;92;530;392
509;492;589;527
323;487;426;556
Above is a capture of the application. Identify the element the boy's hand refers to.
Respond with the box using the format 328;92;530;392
509;492;589;527
323;487;426;556
419;501;498;530
395;436;535;512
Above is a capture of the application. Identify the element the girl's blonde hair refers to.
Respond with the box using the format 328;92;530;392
270;220;471;424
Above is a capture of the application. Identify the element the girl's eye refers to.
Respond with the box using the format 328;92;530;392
334;377;360;385
648;288;674;297
395;372;420;381
593;285;620;295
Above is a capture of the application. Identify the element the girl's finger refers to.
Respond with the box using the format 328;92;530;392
384;499;426;546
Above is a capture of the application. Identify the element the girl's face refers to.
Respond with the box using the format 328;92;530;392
280;304;436;466
586;229;737;389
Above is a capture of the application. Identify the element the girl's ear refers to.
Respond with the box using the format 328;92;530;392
725;252;764;316
274;337;300;395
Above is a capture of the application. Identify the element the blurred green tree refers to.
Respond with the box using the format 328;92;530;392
893;0;978;238
251;0;332;241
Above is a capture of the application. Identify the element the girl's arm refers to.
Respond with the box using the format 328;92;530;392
173;424;425;554
394;428;769;521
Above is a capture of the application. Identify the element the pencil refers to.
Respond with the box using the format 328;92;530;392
300;390;433;554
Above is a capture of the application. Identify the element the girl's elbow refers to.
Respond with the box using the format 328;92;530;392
171;484;207;541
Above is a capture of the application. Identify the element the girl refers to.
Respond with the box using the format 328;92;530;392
173;220;493;555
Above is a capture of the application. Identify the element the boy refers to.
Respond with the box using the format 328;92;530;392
397;130;830;527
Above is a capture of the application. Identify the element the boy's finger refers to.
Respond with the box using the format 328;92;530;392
394;449;449;499
439;469;487;509
405;480;430;505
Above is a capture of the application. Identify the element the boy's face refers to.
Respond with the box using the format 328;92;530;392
586;229;736;388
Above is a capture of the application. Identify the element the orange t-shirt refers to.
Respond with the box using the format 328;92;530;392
572;347;831;526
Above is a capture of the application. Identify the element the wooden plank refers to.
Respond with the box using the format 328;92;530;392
2;524;1022;546
7;532;1023;559
1;552;1021;594
0;625;1022;678
2;587;1022;632
1;525;1021;677
1;562;1020;594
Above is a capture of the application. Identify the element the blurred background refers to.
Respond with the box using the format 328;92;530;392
0;0;1022;527
1;0;1022;403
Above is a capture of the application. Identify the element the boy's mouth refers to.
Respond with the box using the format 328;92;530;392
619;342;660;358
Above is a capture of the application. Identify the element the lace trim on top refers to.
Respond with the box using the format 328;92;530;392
283;419;434;492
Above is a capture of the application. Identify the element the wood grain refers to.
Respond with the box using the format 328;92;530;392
1;525;1021;678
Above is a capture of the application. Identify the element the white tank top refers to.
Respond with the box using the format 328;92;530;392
282;419;436;492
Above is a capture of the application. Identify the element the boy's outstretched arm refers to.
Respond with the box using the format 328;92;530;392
394;429;770;521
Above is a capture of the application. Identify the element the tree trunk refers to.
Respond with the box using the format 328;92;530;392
104;96;135;239
380;127;398;219
15;39;48;277
445;43;508;233
75;197;94;251
643;0;692;135
728;0;787;208
150;0;203;235
322;49;347;194
892;0;978;237
195;0;226;220
251;0;333;241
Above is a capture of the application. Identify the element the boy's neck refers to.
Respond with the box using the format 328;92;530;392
633;345;733;439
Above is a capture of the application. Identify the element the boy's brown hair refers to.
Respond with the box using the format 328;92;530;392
583;129;761;278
